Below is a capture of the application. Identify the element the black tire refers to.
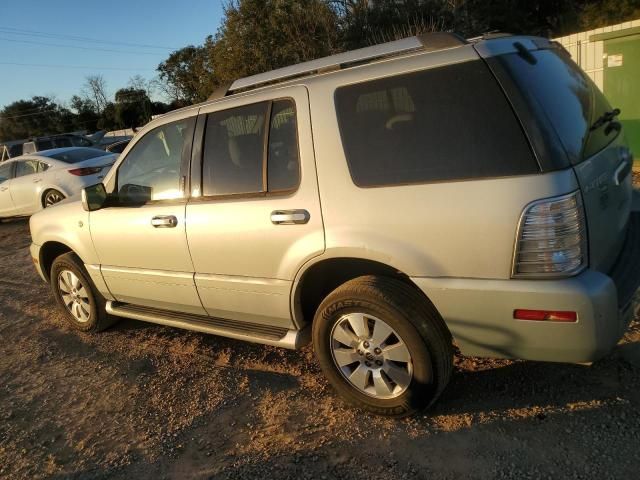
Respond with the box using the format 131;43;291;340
50;252;117;332
43;189;65;208
312;275;453;416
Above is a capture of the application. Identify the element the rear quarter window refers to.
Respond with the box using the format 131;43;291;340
334;60;537;187
491;48;618;165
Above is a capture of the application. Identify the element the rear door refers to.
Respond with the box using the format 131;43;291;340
9;159;43;215
0;162;15;216
481;41;633;273
185;86;324;329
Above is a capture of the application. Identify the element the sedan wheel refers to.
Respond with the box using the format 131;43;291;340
58;269;91;323
44;190;65;207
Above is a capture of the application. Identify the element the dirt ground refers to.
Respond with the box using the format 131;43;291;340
1;206;640;479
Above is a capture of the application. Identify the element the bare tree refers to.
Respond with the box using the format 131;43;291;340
82;75;108;113
128;75;155;99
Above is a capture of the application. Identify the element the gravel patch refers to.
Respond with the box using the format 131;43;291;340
0;218;639;479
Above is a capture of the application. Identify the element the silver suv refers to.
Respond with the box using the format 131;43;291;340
29;33;640;416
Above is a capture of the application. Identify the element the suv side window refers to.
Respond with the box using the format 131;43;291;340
15;160;40;178
268;99;300;192
202;102;268;196
117;117;194;203
201;99;300;196
335;60;537;187
0;163;12;184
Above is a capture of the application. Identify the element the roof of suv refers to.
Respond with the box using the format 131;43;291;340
149;33;555;129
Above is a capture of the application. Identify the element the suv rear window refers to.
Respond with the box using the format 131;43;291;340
334;60;537;187
492;48;618;164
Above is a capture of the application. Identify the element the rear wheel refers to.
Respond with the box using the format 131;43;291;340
50;252;116;332
43;189;65;208
312;275;453;416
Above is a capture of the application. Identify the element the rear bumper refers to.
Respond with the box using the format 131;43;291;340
412;215;640;363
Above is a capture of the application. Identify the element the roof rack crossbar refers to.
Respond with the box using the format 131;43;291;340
227;32;466;94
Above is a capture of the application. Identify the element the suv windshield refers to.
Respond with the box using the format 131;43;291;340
47;148;110;163
494;48;619;164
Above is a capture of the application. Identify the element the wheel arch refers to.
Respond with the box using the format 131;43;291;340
39;241;77;282
40;187;67;208
291;256;441;330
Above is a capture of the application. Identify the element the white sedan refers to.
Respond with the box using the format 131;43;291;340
0;147;117;219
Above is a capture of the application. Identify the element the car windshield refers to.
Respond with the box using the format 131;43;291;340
47;148;110;163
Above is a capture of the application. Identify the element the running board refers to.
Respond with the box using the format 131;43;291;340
106;301;308;349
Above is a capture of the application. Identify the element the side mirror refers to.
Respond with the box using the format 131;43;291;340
81;183;107;211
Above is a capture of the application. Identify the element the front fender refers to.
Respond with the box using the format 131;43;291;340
29;199;99;266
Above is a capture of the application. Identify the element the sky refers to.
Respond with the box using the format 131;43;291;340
0;0;225;108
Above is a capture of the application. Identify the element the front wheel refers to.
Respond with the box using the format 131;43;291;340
50;252;116;332
312;275;453;416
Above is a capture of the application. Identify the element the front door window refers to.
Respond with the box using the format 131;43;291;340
117;118;194;203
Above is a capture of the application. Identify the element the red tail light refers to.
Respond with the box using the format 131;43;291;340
68;166;103;176
513;309;577;322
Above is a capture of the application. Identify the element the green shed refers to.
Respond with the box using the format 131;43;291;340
591;27;640;163
555;20;640;164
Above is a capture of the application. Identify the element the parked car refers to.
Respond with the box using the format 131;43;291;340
21;132;107;156
1;142;24;162
0;147;117;219
29;33;640;416
105;139;131;154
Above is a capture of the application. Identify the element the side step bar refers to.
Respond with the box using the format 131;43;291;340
106;301;309;349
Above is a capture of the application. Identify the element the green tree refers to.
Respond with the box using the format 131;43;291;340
210;0;339;85
114;88;152;129
70;95;101;132
0;96;75;141
97;102;118;131
579;0;640;31
157;44;214;104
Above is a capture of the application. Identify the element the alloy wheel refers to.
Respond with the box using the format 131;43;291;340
45;191;64;207
58;270;91;323
330;313;413;399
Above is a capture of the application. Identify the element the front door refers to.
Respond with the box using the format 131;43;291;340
186;87;324;329
0;162;15;216
90;114;206;315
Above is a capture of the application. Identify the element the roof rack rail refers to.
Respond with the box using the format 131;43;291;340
225;32;466;94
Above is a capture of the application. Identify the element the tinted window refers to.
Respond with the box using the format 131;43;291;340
117;118;194;203
495;49;617;164
72;137;93;147
9;144;22;157
268;100;300;191
335;60;537;187
52;137;72;148
38;162;49;172
0;163;12;184
48;148;110;163
15;160;40;178
36;139;53;151
202;102;268;196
